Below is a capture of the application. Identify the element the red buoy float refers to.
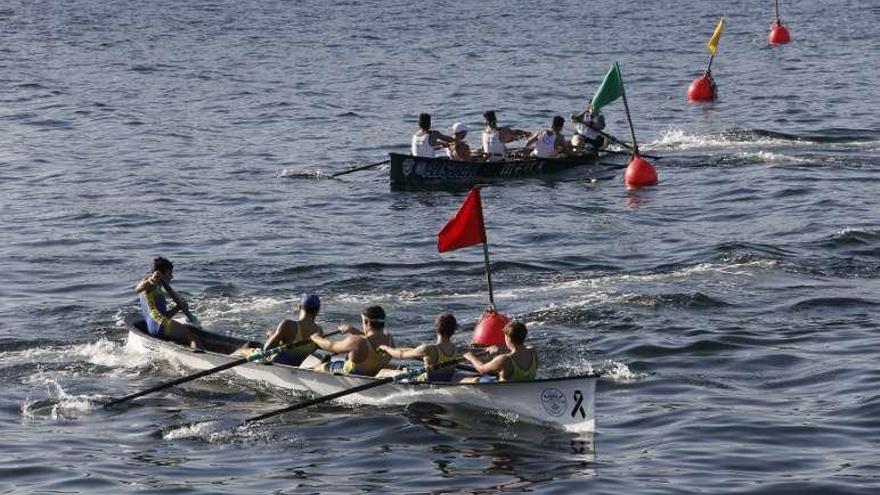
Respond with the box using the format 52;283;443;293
768;23;791;44
624;154;658;188
472;309;509;347
687;73;716;102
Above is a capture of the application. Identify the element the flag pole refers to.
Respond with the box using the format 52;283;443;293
617;64;640;156
475;186;495;308
705;53;715;74
482;241;495;308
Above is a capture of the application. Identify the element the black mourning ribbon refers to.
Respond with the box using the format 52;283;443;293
571;390;586;419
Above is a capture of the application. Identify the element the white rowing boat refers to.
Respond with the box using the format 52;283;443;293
124;316;599;433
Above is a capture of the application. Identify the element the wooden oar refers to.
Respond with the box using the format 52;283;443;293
104;330;340;408
331;159;391;178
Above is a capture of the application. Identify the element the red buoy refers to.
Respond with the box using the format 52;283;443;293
687;74;716;102
472;309;509;347
768;23;790;44
624;154;658;188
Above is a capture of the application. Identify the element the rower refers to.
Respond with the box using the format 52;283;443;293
481;110;530;161
412;113;454;158
525;115;570;158
445;123;472;161
378;313;459;382
460;321;538;382
135;256;202;349
253;293;324;366
310;305;395;376
570;98;607;152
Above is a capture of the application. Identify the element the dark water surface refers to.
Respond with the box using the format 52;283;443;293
2;0;880;493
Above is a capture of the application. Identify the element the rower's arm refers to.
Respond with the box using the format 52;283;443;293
161;282;188;315
463;353;506;375
379;344;426;360
431;130;454;146
135;272;160;293
338;323;364;336
311;334;355;354
263;322;285;351
524;132;539;148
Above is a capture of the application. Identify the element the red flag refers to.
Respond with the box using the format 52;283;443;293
438;188;486;252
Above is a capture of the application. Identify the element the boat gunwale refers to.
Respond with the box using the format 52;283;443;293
388;151;601;167
125;317;603;388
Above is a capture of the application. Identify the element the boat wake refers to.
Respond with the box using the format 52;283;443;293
651;127;878;152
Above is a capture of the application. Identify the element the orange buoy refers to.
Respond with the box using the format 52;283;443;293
687;74;716;102
624;154;658;188
768;23;790;44
472;309;509;347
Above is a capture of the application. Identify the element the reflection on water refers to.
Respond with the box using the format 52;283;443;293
405;402;596;487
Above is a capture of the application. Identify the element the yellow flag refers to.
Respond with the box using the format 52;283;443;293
707;17;725;55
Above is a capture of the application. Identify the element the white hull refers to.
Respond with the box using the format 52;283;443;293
124;320;598;433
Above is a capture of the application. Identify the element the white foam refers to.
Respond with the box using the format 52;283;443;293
21;380;105;421
651;128;806;151
161;418;304;446
275;168;327;179
1;338;151;372
495;262;770;311
732;150;809;163
601;361;646;383
162;419;229;440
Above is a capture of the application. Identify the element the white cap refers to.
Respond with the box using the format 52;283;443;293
452;122;469;134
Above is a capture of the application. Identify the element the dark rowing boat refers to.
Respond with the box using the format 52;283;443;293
389;150;602;188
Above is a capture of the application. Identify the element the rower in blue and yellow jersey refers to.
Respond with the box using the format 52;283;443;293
379;313;459;382
460;321;538;383
135;256;202;348
259;293;324;366
310;305;395;377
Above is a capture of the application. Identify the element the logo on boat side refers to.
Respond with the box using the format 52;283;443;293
402;158;415;176
540;388;567;417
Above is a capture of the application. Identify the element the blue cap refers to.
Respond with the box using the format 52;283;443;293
300;293;321;310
